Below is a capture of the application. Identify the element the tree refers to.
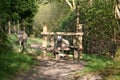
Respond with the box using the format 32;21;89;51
80;0;120;55
0;0;38;35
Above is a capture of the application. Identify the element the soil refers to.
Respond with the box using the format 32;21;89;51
15;44;102;80
16;58;85;80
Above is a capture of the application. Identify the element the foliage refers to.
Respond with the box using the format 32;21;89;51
79;0;120;55
55;0;117;53
0;0;38;34
34;1;69;34
35;0;120;55
0;0;120;79
0;30;9;49
57;11;76;32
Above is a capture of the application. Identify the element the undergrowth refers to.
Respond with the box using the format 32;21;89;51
0;49;37;80
0;34;38;80
73;53;113;77
100;47;120;80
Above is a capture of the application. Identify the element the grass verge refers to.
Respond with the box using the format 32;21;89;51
0;49;38;80
0;34;38;80
72;53;113;78
100;47;120;80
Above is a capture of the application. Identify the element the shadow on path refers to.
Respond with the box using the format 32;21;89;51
16;59;85;80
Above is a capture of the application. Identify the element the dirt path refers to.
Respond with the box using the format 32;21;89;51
16;59;85;80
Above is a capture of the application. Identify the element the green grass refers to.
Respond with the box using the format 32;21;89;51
83;54;112;71
0;50;37;80
100;47;120;80
0;34;39;80
27;37;43;44
73;53;113;77
71;51;120;80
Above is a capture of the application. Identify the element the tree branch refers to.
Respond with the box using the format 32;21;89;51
72;0;76;10
65;0;74;10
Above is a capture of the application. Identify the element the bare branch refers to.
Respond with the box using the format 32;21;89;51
72;0;76;10
65;0;74;10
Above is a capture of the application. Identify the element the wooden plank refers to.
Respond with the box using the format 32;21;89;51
41;32;83;36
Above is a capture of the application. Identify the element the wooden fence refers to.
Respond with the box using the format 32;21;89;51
41;25;83;60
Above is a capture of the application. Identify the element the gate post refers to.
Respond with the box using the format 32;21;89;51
50;35;54;49
8;21;11;34
17;20;20;34
42;25;48;58
73;36;79;59
78;35;83;59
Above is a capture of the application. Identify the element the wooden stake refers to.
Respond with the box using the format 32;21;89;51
50;35;54;49
42;25;48;58
17;20;20;33
8;21;11;34
13;22;16;34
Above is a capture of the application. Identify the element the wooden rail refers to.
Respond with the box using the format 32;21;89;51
40;25;83;60
41;32;83;36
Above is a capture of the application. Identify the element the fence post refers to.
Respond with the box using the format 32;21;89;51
50;35;54;49
17;20;20;34
78;35;83;59
8;21;11;34
77;24;83;59
42;25;48;58
73;36;79;59
73;3;80;59
13;21;17;34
